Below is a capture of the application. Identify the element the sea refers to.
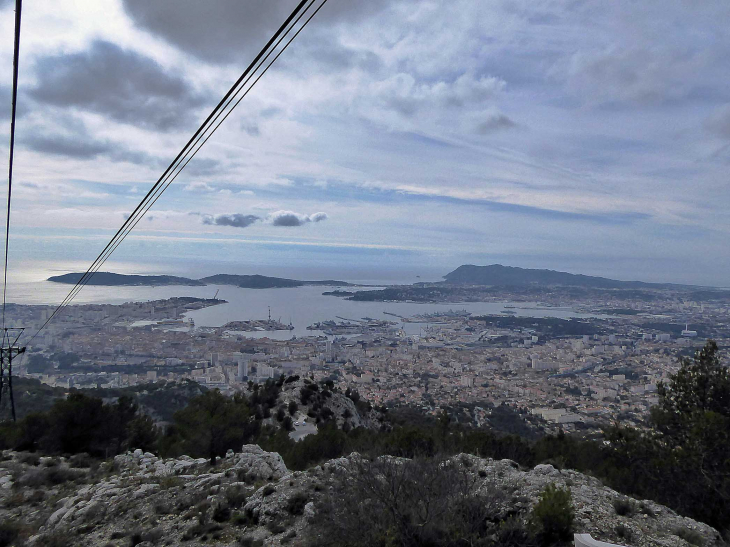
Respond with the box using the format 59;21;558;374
5;259;604;339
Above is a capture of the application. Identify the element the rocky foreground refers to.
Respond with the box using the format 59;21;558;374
0;446;724;547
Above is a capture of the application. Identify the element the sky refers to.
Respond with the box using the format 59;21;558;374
0;0;729;286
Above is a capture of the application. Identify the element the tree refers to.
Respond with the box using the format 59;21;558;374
53;352;80;370
43;393;108;455
288;400;298;416
172;390;257;465
647;340;730;528
26;354;53;374
652;340;730;436
126;414;158;453
109;396;139;454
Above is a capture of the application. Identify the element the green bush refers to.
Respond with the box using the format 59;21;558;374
496;516;535;547
615;524;633;542
286;492;309;515
18;466;83;488
613;498;636;517
225;484;247;508
529;483;574;545
69;452;94;468
675;527;704;547
212;503;231;523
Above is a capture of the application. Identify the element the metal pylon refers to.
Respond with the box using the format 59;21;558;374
0;327;25;421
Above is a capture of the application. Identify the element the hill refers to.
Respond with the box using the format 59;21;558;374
47;272;204;286
443;264;682;289
0;446;722;547
48;272;351;289
200;274;352;288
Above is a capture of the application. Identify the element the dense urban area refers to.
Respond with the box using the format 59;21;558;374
7;276;729;436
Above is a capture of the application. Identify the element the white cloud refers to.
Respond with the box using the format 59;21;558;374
184;182;216;192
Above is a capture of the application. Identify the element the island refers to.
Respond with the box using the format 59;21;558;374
47;272;205;286
48;272;353;289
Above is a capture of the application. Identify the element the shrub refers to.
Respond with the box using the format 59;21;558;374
639;502;655;517
129;530;144;546
286;492;309;515
238;536;263;547
69;453;94;469
18;466;82;488
18;453;40;466
267;521;287;535
615;524;633;542
262;485;276;497
310;456;505;547
142;528;164;544
613;498;636;517
158;476;183;490
212;503;231;523
225;484;247;508
154;502;171;515
529;483;574;545
496;516;536;547
27;489;46;505
0;520;20;547
675;527;704;546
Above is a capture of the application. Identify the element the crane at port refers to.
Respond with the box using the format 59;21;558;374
213;290;219;300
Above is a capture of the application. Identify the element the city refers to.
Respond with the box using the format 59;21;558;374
9;281;728;437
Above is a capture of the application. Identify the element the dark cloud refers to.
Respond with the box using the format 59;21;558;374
271;212;306;227
29;40;204;130
121;0;395;64
476;113;516;134
202;213;261;228
23;133;160;165
21;119;161;165
269;210;328;227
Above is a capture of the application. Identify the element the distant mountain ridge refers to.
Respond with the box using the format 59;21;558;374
48;272;352;289
443;264;683;289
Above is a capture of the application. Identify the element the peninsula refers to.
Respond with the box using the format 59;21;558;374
48;272;352;289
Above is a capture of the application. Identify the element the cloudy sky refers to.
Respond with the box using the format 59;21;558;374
0;0;729;285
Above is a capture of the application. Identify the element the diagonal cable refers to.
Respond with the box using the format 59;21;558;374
27;0;329;344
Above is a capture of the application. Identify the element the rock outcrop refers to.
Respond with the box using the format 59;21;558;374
0;448;724;547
